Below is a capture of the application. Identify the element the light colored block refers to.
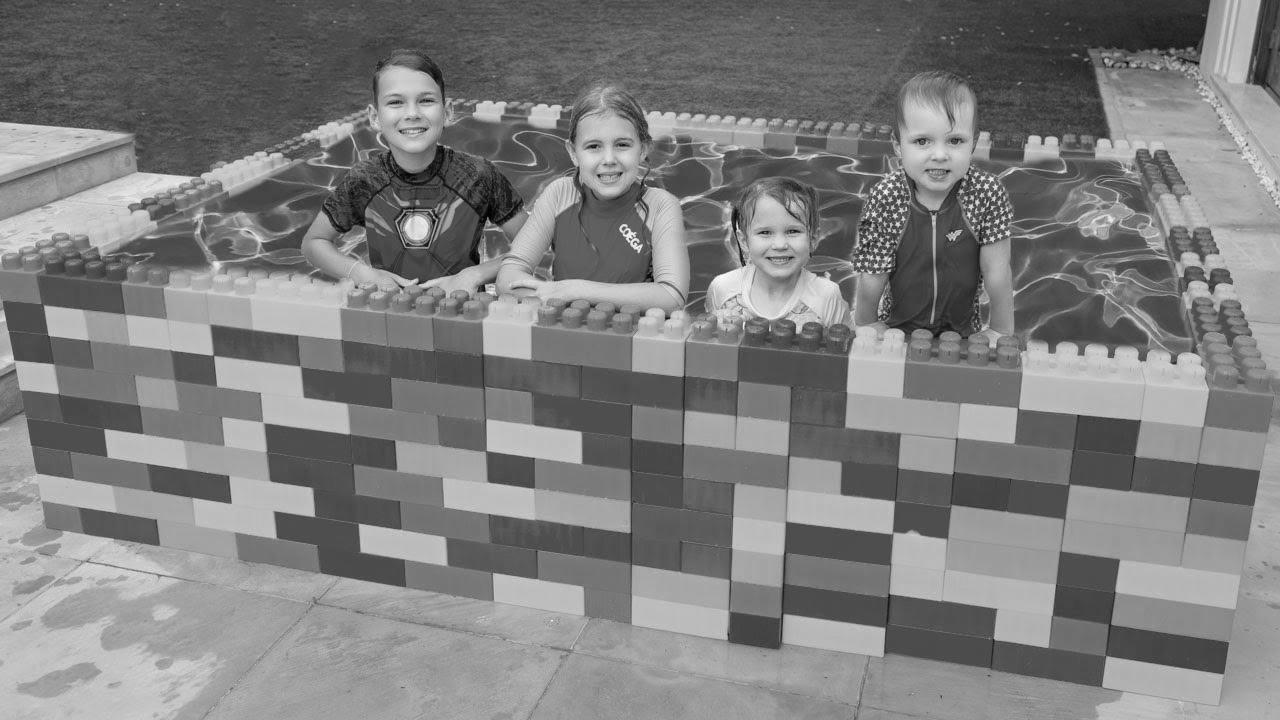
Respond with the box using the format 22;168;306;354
1103;657;1223;705
892;532;948;570
945;538;1060;584
113;486;195;524
889;565;944;600
632;566;729;608
185;442;270;481
731;516;786;554
442;477;535;520
1181;534;1248;574
684;410;736;449
898;435;956;474
1062;519;1184;565
260;393;351;434
37;474;117;513
535;490;630;532
192;498;276;537
730;549;785;586
493;574;585;615
846;351;905;399
1112;593;1236;642
15;360;58;393
733;484;788;522
1198;426;1268;470
787;456;842;494
229;476;314;515
214;356;303;396
632;596;728;640
135;376;179;410
846;393;958;438
949;506;1064;552
290;300;343;340
1066;486;1189;532
487;419;582;463
782;615;886;656
43;306;89;339
104;429;188;468
1115;561;1241;609
735;416;789;456
942;570;1056;614
125;315;169;350
1019;366;1144;420
359;525;448;565
1135;421;1203;463
994;608;1052;647
631;332;685;376
222;418;267;452
482;316;533;360
787;490;894;534
957;403;1018;443
167;319;213;356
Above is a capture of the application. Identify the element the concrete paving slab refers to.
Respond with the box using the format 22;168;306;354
573;618;868;707
0;125;133;184
203;603;564;720
0;475;114;562
1173;160;1280;229
1228;268;1280;323
1209;227;1280;272
0;172;188;252
90;541;338;604
0;549;79;622
527;652;856;720
0;561;307;720
318;576;587;650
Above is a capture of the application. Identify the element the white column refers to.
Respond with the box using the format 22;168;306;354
1201;0;1263;83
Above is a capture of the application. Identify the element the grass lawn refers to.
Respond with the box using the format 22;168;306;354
1;0;1208;175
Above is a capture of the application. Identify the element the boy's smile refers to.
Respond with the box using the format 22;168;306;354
895;98;976;210
371;65;447;173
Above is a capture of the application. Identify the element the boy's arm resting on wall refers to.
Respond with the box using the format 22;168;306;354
853;273;888;327
980;239;1014;335
301;214;414;290
425;209;531;295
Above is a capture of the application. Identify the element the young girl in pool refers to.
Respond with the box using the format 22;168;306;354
705;177;848;327
496;84;690;313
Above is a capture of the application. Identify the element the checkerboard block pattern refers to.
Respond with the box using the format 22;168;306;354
2;230;1272;705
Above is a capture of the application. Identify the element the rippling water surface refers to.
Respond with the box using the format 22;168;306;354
118;116;1190;353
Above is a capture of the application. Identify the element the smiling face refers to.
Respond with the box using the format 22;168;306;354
894;97;976;210
740;195;813;285
370;65;447;172
568;111;647;200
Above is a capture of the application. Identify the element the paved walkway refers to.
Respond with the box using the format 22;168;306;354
0;69;1277;719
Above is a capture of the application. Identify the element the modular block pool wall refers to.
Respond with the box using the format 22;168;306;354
0;103;1272;705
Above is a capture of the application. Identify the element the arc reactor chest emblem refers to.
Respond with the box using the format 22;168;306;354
396;208;439;248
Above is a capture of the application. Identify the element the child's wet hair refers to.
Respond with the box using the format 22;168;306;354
731;177;821;265
894;70;978;138
373;49;445;101
567;83;652;146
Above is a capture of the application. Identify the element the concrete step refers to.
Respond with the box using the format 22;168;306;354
0;123;138;220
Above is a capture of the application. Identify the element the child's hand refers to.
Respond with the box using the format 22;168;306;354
421;268;481;298
507;276;580;303
350;264;416;293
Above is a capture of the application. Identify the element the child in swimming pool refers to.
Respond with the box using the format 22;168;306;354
496;83;690;313
302;49;527;294
852;70;1014;338
705;177;847;327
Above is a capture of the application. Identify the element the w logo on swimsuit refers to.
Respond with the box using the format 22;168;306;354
946;229;964;244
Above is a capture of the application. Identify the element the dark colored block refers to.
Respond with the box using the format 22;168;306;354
1056;552;1119;591
1193;464;1260;505
276;512;360;551
175;382;262;421
791;386;846;427
893;469;950;505
1069;450;1134;490
1205;385;1273;433
1107;626;1229;674
438;416;485;451
490;516;584;555
533;394;631;436
633;439;683;476
892;502;950;538
431;315;484;355
447;537;539;578
49;337;94;368
435;350;484;387
1053;586;1115;624
1006;479;1069;518
31;446;73;477
21;391;62;422
38;273;124;313
121;281;166;318
1016;410;1078;449
482;355;579;397
886;624;993;667
10;331;53;363
79;508;159;545
58;396;143;433
628;371;684;410
318;547;407;587
389;346;437;382
341;340;391;375
584;528;631;562
842;462;899;500
991;642;1105;686
786;523;892;564
681;541;732;578
684;376;736;415
147;465;231;503
903;359;1021;406
314;490;402;529
582;431;631;470
1132;458;1195;497
265;424;352;464
172;352;218;386
784;585;887;625
683;477;734;514
3;300;48;334
729;613;782;649
41;501;83;533
1075;416;1139;454
211;325;300;365
302;367;392;408
889;595;997;637
579;366;634;404
739;343;804;387
631;536;681;570
351;435;397;470
488;452;536;488
952;473;1010;510
631;472;683;508
26;419;106;456
268;453;354;495
790;424;899;464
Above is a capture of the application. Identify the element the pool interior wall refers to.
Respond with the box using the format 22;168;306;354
0;103;1271;705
